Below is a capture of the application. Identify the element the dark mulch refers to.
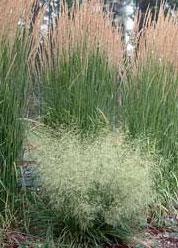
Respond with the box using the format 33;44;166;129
145;223;178;248
3;215;178;248
106;217;178;248
3;227;178;248
2;231;41;248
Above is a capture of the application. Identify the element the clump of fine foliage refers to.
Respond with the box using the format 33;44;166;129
29;126;156;246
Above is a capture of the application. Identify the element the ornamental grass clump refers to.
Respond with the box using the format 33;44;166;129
30;127;156;245
120;57;178;198
36;0;124;133
121;58;178;158
120;5;178;197
0;0;35;214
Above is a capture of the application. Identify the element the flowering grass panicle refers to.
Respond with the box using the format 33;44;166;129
34;0;124;133
136;5;178;69
120;4;178;199
29;127;156;243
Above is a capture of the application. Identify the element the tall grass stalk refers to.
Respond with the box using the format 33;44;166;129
120;57;178;197
120;4;178;197
35;0;123;133
41;47;118;132
0;0;34;215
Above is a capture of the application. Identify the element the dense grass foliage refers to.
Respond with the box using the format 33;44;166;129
0;0;35;223
0;34;29;214
41;48;118;133
1;1;178;247
120;58;178;195
29;126;156;246
34;0;123;134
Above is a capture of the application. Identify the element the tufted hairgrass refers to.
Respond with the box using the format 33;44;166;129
29;126;156;246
